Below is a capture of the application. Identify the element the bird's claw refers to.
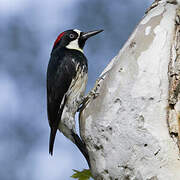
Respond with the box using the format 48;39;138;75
78;90;99;112
77;96;89;112
78;71;108;112
89;90;99;99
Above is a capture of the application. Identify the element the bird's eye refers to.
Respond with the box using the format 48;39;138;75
69;34;75;39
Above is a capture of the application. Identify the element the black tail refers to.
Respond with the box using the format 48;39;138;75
49;127;58;155
49;96;67;155
71;131;91;168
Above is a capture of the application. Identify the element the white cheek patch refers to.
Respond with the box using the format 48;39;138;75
66;39;83;53
66;29;84;53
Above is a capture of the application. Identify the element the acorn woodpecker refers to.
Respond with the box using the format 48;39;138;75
46;29;103;164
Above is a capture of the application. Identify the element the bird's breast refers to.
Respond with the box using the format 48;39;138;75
67;63;88;107
59;64;88;132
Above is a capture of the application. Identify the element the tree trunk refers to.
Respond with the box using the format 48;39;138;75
79;0;180;179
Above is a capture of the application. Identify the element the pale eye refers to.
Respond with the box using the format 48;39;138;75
69;34;75;39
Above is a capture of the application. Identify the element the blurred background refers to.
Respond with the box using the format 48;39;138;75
0;0;153;179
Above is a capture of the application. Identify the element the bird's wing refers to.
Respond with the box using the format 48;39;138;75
47;53;76;155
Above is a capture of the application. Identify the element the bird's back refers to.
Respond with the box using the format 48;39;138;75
47;48;88;123
47;47;88;154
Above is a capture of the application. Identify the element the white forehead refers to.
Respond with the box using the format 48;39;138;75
73;29;81;36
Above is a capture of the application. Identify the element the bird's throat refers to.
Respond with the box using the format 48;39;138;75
66;39;84;53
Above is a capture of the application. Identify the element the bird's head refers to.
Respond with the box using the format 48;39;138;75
52;29;103;53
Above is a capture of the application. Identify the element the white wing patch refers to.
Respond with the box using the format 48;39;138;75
59;94;66;109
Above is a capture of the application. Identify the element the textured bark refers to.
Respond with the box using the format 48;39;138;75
80;0;180;179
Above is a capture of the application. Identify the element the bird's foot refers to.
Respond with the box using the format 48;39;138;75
77;91;99;112
78;72;107;112
77;96;90;112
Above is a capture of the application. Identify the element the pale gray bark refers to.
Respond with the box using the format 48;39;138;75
79;0;180;179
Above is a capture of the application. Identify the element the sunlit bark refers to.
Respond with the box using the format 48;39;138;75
80;0;180;179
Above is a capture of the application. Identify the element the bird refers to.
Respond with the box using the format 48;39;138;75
46;29;103;165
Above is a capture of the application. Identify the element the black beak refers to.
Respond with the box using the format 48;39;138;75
81;30;104;40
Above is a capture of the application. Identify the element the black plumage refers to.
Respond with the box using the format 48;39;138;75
46;29;103;167
47;47;88;155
